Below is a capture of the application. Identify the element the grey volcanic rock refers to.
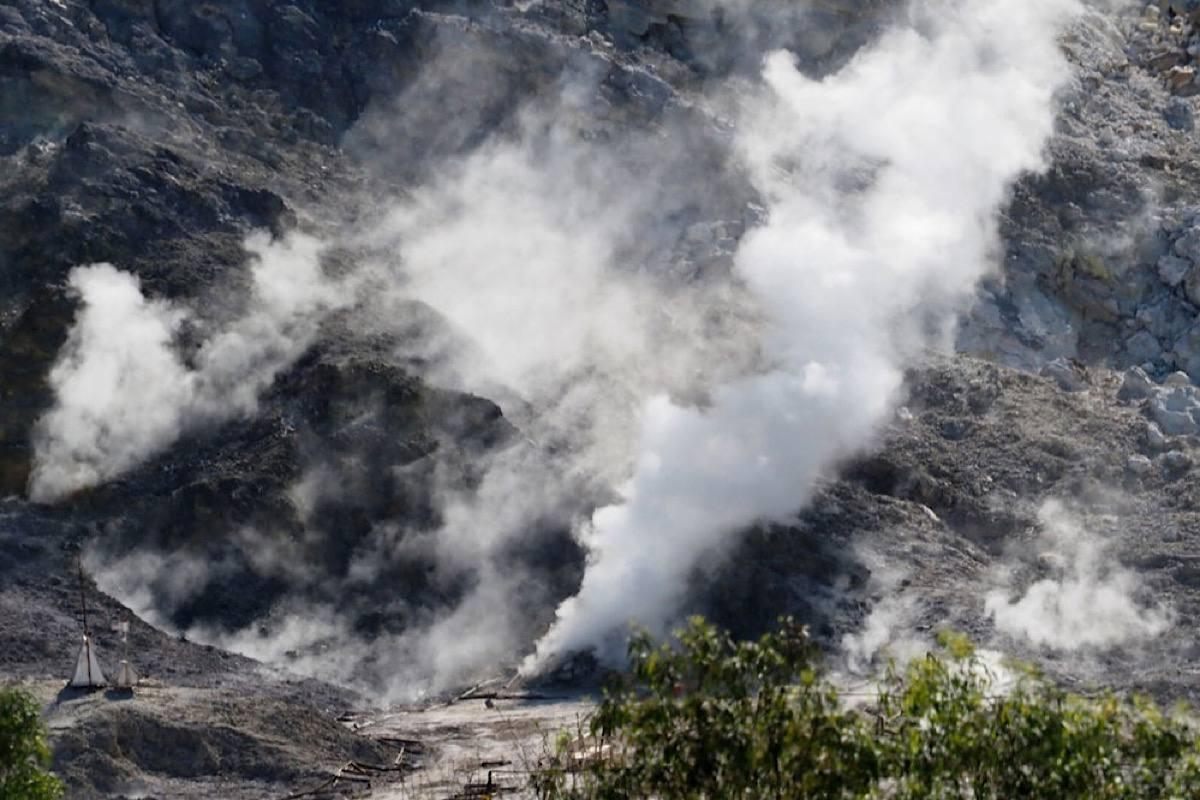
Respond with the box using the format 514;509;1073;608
957;4;1200;381
1041;357;1089;392
1146;420;1170;451
0;501;400;799
1158;253;1191;286
1119;365;1156;400
705;356;1200;702
1126;453;1154;475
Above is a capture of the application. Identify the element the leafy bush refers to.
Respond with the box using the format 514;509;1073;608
536;618;1200;799
0;688;63;800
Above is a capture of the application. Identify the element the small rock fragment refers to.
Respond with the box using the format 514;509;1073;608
1041;358;1086;392
1127;454;1154;475
1146;421;1170;451
1163;450;1194;472
1165;98;1195;131
1036;552;1068;575
1170;0;1200;19
227;57;263;81
1170;65;1200;96
1150;51;1186;71
938;418;973;441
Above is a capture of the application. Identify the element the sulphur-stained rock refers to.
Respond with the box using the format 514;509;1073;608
1169;64;1200;94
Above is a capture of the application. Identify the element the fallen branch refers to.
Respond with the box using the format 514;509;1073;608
372;735;424;750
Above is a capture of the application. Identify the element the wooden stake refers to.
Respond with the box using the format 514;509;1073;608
76;553;90;638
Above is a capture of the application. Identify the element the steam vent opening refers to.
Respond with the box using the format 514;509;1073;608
6;0;1200;797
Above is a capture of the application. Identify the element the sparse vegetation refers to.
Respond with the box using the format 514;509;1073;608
535;618;1200;799
0;688;63;800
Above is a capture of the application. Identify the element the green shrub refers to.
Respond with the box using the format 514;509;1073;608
0;688;63;800
536;618;1200;799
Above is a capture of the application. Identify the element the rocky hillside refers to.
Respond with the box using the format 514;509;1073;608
6;0;1200;796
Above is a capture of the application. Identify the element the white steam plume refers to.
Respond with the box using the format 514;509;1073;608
527;0;1080;668
839;561;927;675
28;264;192;499
333;97;763;694
985;499;1172;649
30;232;345;502
47;0;1086;696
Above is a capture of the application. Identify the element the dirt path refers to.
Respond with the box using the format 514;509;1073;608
356;692;595;799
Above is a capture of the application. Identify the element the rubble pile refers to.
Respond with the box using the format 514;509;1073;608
1138;1;1200;97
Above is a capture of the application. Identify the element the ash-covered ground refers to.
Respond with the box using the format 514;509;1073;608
5;0;1200;797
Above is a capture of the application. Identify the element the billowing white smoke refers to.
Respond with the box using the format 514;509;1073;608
527;0;1080;667
368;119;656;396
29;265;192;500
319;105;762;694
985;500;1172;649
30;232;344;502
40;0;1084;694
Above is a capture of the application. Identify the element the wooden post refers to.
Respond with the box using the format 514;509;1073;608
77;553;90;638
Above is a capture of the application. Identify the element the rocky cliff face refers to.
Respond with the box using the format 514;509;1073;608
7;0;1200;794
0;0;743;706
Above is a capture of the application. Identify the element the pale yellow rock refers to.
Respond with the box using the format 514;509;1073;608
1168;64;1197;90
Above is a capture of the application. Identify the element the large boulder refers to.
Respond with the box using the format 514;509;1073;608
1149;386;1200;435
1158;253;1191;285
1041;358;1088;392
154;0;243;59
1173;227;1200;263
1173;322;1200;380
1119;365;1157;400
1185;264;1200;306
1126;330;1164;363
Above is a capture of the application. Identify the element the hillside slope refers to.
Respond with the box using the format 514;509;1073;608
4;1;1200;796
